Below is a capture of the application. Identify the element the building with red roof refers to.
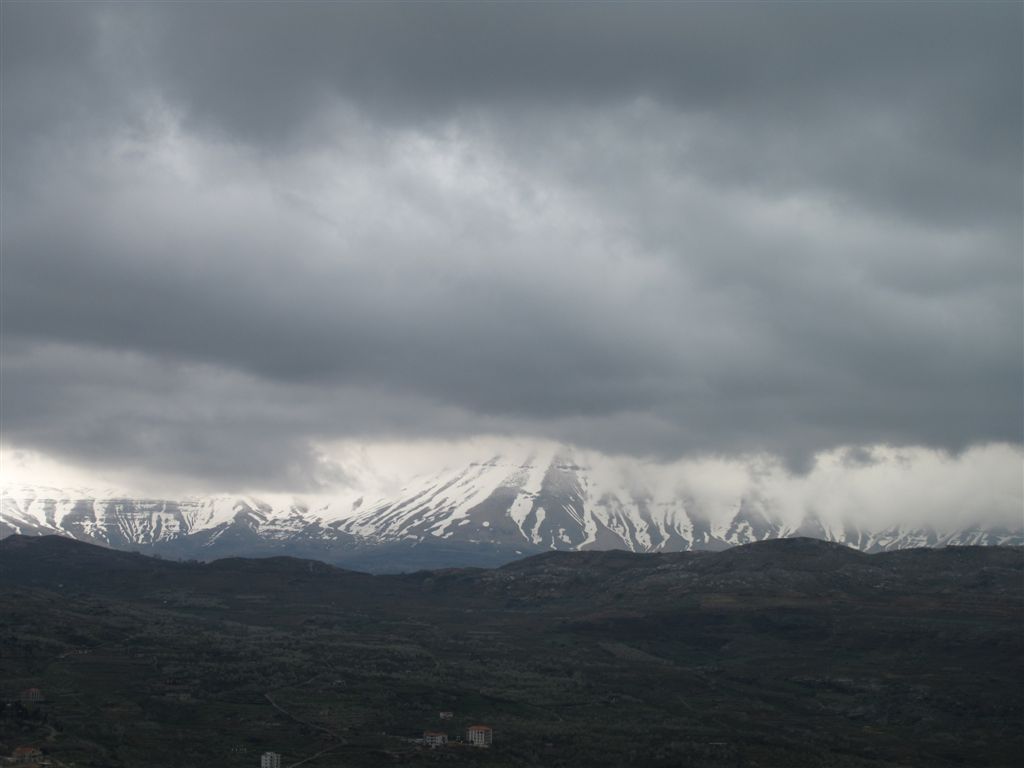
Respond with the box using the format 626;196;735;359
467;725;493;747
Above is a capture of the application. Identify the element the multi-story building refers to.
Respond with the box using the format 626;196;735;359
424;731;448;748
260;751;282;768
467;725;493;748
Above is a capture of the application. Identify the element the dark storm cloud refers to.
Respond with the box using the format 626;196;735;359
1;1;1020;488
117;1;1024;226
5;2;1019;223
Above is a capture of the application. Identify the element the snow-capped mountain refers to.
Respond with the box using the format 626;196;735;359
2;447;1020;571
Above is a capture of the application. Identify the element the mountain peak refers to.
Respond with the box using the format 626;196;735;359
2;454;1020;572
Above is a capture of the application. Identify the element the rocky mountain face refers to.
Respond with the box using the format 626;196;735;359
2;449;1020;571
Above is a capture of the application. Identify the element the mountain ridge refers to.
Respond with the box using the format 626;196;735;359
3;449;1020;571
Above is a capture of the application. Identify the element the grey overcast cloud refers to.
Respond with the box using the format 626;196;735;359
0;2;1021;498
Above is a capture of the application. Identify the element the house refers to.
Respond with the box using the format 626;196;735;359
467;725;493;747
423;731;448;748
11;746;44;764
260;751;282;768
439;710;453;720
19;688;43;703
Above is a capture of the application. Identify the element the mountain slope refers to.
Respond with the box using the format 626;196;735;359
1;535;1021;767
2;448;1020;570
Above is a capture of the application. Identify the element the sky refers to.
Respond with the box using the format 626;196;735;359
1;2;1022;507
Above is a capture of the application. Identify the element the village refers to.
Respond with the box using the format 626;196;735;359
5;687;494;768
256;713;494;767
419;712;493;750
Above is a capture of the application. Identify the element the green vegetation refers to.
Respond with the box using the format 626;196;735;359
1;536;1021;767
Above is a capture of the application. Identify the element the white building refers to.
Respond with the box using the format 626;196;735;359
424;731;448;748
260;751;282;768
467;725;493;747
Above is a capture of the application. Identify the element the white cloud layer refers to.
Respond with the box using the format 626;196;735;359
2;440;1020;534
